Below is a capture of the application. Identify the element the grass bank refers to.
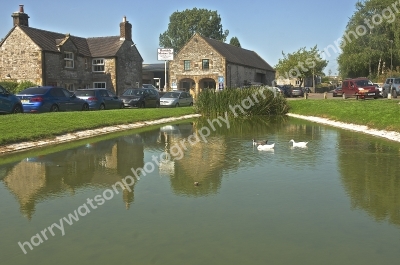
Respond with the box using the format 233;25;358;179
0;107;195;146
288;99;400;132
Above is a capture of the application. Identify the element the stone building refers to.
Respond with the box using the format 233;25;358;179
0;5;142;95
168;33;275;93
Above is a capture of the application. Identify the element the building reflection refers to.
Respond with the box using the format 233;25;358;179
0;135;145;219
338;132;400;226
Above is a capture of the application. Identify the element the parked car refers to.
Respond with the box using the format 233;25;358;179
277;85;292;97
0;85;23;114
332;86;343;97
160;91;193;107
382;78;400;98
291;87;304;97
341;78;379;99
74;88;124;110
120;88;160;108
16;86;89;113
142;84;158;90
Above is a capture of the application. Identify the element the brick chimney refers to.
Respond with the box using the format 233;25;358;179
12;5;29;27
119;16;132;41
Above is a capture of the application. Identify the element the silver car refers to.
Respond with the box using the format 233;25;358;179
160;91;193;107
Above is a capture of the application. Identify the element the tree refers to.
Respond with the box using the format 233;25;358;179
229;36;241;47
337;0;396;80
159;8;229;53
274;46;328;87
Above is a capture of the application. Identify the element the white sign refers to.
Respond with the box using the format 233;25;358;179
157;48;174;61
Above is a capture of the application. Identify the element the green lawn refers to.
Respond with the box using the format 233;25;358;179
0;107;195;145
288;99;400;132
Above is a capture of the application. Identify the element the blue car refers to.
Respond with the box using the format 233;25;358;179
74;88;124;110
16;86;89;113
0;85;23;114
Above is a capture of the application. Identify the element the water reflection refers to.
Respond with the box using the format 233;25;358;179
338;131;400;226
1;117;400;229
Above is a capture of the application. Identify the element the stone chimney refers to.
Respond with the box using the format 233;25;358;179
119;16;132;41
12;5;30;27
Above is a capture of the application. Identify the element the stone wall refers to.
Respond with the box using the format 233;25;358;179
1;27;142;95
169;35;225;90
0;27;42;83
115;42;142;95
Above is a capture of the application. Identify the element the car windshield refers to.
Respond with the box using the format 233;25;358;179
162;92;179;98
19;87;48;95
75;90;95;96
355;80;373;86
122;89;144;96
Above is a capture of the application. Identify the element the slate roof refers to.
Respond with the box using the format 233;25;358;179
201;35;275;72
16;25;123;57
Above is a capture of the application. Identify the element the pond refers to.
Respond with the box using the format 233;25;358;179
0;116;400;265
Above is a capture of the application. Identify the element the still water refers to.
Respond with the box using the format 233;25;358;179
0;116;399;265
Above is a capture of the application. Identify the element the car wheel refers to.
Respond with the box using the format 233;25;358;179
82;103;89;111
99;104;105;110
140;102;145;108
50;104;59;112
12;104;23;114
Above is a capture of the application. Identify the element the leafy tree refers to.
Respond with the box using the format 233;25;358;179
229;36;241;47
337;0;397;80
274;46;328;87
159;8;229;53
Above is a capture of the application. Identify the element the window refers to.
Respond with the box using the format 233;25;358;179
184;60;191;70
64;52;74;68
65;84;74;91
202;59;209;70
84;58;88;69
92;59;105;72
94;82;106;88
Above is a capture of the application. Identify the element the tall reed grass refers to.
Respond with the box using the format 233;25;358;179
194;87;289;117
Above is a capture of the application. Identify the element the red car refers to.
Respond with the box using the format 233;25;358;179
341;78;380;99
332;86;343;97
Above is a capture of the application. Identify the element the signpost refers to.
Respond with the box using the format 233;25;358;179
157;48;174;90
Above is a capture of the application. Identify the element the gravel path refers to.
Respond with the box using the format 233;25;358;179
288;113;400;142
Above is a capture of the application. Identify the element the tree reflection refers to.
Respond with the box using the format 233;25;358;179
338;132;400;226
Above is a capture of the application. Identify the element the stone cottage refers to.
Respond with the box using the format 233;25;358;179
0;5;142;95
168;33;275;93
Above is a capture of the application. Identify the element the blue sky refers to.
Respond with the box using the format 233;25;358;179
0;0;358;75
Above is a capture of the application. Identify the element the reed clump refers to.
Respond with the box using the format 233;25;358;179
194;87;289;117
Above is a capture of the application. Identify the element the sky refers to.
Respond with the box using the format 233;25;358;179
0;0;359;75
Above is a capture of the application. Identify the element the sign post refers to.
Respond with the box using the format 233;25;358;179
157;48;174;91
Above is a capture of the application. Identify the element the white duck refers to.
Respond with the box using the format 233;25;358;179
252;139;268;146
289;139;308;147
257;143;275;150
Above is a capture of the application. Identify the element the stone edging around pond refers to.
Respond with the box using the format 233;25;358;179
0;114;202;155
288;113;400;143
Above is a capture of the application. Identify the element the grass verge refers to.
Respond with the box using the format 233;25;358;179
288;99;400;132
0;107;195;146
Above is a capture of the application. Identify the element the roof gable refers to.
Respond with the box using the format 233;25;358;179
198;34;275;72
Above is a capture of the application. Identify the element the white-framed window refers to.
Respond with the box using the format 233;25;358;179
92;59;105;72
93;82;106;88
184;60;190;71
64;52;74;68
202;59;209;70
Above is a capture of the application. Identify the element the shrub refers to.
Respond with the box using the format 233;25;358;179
0;80;38;94
194;87;289;117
